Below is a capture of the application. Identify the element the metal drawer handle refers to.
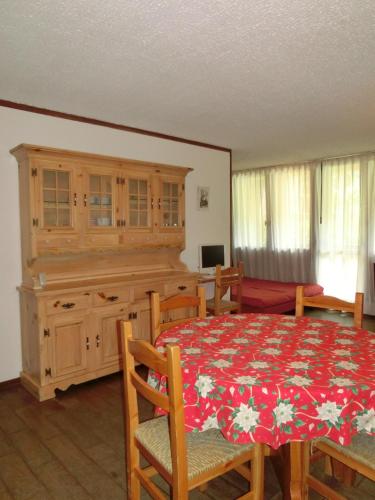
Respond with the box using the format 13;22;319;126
107;295;119;302
62;302;75;309
178;285;187;290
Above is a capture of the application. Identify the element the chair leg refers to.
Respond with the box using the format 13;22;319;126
330;459;356;487
343;466;356;487
128;468;140;500
301;441;310;500
172;487;188;500
127;439;140;500
251;443;265;500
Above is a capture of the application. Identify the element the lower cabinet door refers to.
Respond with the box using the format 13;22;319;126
45;311;90;382
129;300;152;343
93;304;129;370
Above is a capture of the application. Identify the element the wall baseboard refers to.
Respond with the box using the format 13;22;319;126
0;377;21;391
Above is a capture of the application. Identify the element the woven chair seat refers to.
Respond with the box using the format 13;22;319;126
206;298;238;311
317;434;375;470
136;416;254;480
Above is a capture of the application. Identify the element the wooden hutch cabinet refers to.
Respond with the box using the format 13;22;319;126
12;144;196;401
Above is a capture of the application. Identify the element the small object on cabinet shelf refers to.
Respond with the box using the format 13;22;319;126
39;272;46;288
197;186;209;210
97;217;110;226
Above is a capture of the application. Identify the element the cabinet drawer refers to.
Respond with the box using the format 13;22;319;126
45;294;91;314
37;235;80;251
133;283;165;300
93;287;130;306
164;280;196;297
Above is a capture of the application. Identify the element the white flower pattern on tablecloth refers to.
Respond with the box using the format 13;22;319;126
356;409;375;432
333;349;351;356
273;401;295;426
330;377;354;387
201;414;219;431
232;403;260;432
296;349;316;356
336;361;358;370
211;359;232;368
219;348;238;355
184;347;201;354
304;338;322;344
201;337;219;343
335;339;354;345
316;401;342;425
265;338;283;344
162;337;179;343
287;375;312;386
195;375;214;398
262;348;281;355
235;376;257;385
339;331;355;336
249;361;269;369
289;361;310;370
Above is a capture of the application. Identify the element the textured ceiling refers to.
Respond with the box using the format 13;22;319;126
1;0;375;168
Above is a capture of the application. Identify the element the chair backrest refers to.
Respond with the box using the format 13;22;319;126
214;261;244;308
121;320;188;487
151;286;206;343
295;286;364;328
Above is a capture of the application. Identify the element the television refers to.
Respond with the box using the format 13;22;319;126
199;244;225;272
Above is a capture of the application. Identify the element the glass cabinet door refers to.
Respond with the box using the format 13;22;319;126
42;169;72;228
161;181;180;228
128;178;150;228
88;174;113;228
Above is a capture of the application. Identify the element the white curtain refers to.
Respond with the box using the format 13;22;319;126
232;163;318;282
358;157;375;312
317;157;361;300
317;155;375;307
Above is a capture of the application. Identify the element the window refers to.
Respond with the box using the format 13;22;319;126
232;169;266;249
233;164;312;252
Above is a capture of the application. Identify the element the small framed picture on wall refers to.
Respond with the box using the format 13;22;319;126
197;186;209;210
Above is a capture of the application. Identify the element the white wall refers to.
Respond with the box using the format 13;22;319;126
0;106;230;382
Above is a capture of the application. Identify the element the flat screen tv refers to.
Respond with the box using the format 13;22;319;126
199;244;225;271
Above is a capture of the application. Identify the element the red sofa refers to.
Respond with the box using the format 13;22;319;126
233;278;324;314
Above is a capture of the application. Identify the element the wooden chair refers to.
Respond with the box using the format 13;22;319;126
296;286;369;497
303;436;375;499
121;320;265;500
151;286;206;343
206;262;244;316
295;286;364;328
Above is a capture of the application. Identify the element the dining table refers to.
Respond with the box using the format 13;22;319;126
148;312;375;499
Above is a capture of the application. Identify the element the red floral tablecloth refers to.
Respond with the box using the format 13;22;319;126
149;313;375;449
